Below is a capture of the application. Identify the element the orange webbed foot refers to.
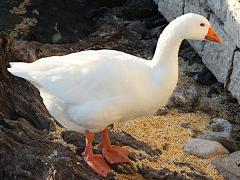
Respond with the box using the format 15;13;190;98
102;145;130;164
84;154;112;177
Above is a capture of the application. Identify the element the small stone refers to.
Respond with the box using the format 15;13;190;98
198;118;239;152
168;85;199;110
212;151;240;180
184;138;229;158
180;122;202;137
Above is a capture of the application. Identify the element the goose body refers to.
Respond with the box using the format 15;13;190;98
8;13;222;177
9;49;177;132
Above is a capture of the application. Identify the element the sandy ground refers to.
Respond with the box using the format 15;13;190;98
113;111;223;180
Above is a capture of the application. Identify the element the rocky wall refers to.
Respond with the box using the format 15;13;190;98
153;0;240;102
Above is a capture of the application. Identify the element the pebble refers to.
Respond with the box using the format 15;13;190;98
198;118;239;152
184;138;229;159
168;85;199;111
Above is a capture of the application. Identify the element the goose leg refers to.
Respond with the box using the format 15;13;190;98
84;130;112;177
101;128;129;164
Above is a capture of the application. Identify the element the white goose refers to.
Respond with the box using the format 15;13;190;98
8;13;222;177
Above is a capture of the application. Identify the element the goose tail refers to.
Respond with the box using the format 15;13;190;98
7;62;33;81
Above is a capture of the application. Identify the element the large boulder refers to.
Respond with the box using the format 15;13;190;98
202;14;236;86
206;0;228;22
229;52;240;102
156;0;184;21
224;0;240;47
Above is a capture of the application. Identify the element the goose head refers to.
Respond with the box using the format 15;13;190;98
173;13;222;43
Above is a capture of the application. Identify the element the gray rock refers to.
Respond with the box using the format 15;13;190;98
229;51;240;103
198;118;239;152
206;0;228;22
184;138;229;158
168;85;199;110
157;0;184;21
187;40;206;57
184;0;210;18
224;0;240;47
202;14;236;85
212;151;240;180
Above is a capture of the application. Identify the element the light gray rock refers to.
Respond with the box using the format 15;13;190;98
184;0;209;17
184;138;229;158
224;0;240;47
212;151;240;180
229;51;240;102
202;14;236;85
157;0;184;21
206;0;228;22
198;118;239;152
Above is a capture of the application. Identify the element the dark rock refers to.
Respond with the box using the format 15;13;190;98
148;25;165;38
109;130;162;156
118;0;160;20
193;67;218;85
179;41;203;65
155;108;168;116
142;38;157;55
0;117;106;180
25;0;100;43
145;17;168;29
62;131;86;153
207;86;221;97
138;166;186;180
168;85;199;111
126;21;147;37
138;164;211;180
198;99;212;113
87;0;127;8
212;151;240;180
0;1;22;32
198;118;239;152
109;163;137;174
89;7;110;19
174;162;212;180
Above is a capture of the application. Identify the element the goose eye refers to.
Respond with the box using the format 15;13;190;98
200;23;205;27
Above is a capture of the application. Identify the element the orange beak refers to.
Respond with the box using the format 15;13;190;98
205;26;223;44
